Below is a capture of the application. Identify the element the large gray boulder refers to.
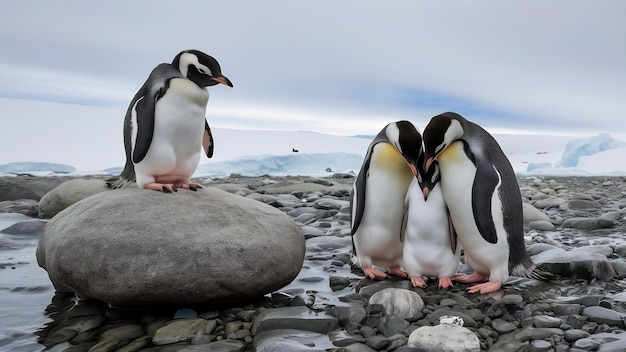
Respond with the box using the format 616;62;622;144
38;178;110;218
37;187;305;306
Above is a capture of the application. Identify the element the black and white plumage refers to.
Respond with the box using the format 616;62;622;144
402;159;460;289
107;49;232;192
350;120;422;280
422;112;541;294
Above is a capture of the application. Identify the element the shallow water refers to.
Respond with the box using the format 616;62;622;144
0;216;54;351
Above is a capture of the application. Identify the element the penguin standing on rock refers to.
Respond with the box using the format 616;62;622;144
402;159;460;289
107;49;233;192
350;121;422;280
422;112;541;294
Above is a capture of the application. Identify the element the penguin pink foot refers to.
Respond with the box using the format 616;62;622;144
362;267;388;280
454;271;488;283
146;183;178;193
387;266;408;278
174;182;204;191
410;276;427;288
467;281;502;294
438;277;454;289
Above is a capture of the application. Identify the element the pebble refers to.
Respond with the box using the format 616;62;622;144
9;175;626;352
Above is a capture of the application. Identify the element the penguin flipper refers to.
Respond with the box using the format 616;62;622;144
471;159;500;244
131;88;162;164
447;206;458;254
203;120;214;158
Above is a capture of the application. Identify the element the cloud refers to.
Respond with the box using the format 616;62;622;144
0;0;624;138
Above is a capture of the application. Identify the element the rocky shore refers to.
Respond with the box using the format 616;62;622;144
2;174;626;351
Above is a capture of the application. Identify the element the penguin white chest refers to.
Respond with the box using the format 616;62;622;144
137;78;209;181
353;142;413;266
402;178;459;278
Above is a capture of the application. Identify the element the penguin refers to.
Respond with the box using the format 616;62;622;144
402;159;460;288
421;112;540;294
350;120;422;280
107;49;233;192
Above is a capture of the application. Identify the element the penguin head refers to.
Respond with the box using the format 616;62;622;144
422;112;465;170
173;49;234;88
417;155;440;200
384;120;423;177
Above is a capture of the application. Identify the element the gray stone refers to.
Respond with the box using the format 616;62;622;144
533;197;566;209
599;210;626;223
336;343;376;352
532;248;616;280
566;199;599;210
177;340;246;352
37;187;305;306
328;330;366;347
38;178;109;218
0;175;68;201
313;198;349;210
527;243;561;256
530;339;553;352
152;319;207;345
573;245;614;257
551;304;583;316
523;203;551;224
515;328;564;342
251;306;339;335
0;219;46;235
377;315;410;337
408;324;480;352
533;315;562;328
611;259;626;278
491;318;517;334
328;303;366;326
252;329;334;352
582;306;626;328
368;288;424;321
561;217;613;230
529;220;556;231
0;199;39;217
564;329;590;342
209;183;253;195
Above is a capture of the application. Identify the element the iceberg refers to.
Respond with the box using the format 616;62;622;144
0;162;75;174
195;152;363;177
559;133;626;167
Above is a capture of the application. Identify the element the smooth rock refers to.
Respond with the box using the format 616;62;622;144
38;178;109;218
583;306;626;328
37;187;305;305
0;219;46;235
523;203;552;224
533;315;562;328
561;217;613;230
0;176;67;201
252;328;334;351
368;288;424;320
0;199;39;217
251;306;339;335
408;324;480;352
529;220;556;231
152;319;207;345
532;248;616;280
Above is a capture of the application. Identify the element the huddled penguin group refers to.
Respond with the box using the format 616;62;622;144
351;113;541;294
108;49;232;192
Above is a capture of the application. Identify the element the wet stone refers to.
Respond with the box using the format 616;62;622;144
564;329;591;342
583;306;626;328
533;315;563;328
492;318;517;334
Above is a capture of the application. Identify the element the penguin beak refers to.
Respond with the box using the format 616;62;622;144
425;156;434;172
408;163;418;178
423;187;430;201
212;76;233;87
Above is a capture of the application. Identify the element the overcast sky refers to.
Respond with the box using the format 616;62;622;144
1;1;625;140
